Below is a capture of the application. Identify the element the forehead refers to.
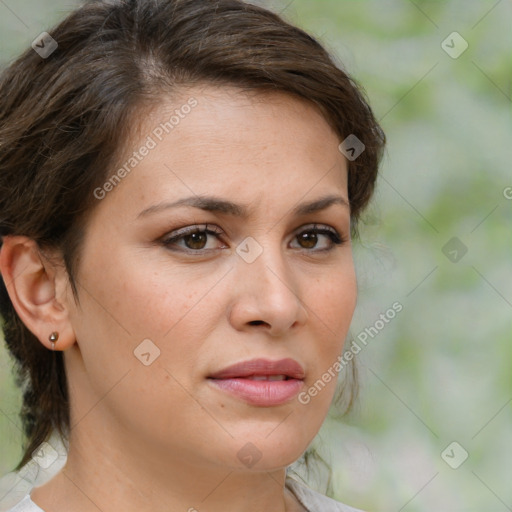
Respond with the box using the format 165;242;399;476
94;85;348;218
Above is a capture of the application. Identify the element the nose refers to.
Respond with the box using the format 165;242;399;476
227;242;309;337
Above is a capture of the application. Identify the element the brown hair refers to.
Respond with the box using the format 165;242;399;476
0;0;385;475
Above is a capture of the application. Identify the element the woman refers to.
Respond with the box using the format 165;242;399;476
0;0;385;511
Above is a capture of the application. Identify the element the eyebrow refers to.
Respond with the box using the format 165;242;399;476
137;194;350;219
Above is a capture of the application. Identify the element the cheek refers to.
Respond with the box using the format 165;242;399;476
304;265;357;404
66;253;215;435
89;254;216;339
308;263;357;341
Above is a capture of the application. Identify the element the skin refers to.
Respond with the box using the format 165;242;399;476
0;85;356;512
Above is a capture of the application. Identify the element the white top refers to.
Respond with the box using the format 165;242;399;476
6;477;364;512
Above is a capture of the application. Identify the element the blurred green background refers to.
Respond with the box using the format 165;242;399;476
0;1;511;511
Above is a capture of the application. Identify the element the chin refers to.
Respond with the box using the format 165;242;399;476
219;429;314;472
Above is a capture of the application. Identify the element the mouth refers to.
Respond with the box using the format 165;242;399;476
207;358;305;406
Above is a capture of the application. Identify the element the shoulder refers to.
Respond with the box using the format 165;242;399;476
285;476;366;512
2;495;44;512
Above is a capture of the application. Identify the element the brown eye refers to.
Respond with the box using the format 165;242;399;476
183;231;208;250
162;224;226;253
291;225;344;252
297;231;318;249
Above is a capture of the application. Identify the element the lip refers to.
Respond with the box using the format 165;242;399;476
209;358;305;380
207;358;305;407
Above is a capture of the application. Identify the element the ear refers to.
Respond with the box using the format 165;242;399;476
0;235;76;351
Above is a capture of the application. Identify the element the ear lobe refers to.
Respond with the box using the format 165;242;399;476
0;235;76;351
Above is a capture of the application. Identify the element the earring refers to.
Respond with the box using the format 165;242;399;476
49;331;59;351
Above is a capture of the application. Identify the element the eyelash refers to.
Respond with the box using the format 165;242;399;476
160;223;346;255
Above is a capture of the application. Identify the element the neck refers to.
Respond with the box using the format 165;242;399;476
30;422;301;512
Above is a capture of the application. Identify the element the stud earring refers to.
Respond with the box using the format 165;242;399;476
49;331;59;351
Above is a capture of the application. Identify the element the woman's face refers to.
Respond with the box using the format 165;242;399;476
63;85;356;472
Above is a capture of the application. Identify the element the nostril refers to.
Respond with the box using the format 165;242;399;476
249;320;267;326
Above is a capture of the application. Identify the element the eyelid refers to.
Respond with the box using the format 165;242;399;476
298;223;338;235
293;223;346;247
163;222;342;238
161;223;223;241
160;224;226;251
160;222;347;253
